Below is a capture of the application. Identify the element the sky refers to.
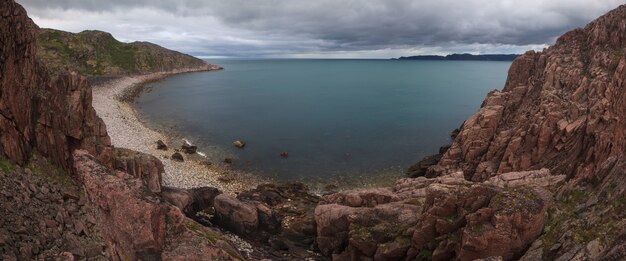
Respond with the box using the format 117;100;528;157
17;0;625;59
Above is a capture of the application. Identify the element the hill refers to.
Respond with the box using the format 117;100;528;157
36;28;209;77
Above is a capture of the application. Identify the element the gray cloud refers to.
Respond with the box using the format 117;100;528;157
17;0;625;58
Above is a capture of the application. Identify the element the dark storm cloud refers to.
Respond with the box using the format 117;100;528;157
17;0;625;57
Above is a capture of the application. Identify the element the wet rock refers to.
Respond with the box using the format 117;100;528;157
233;140;246;148
223;158;233;164
171;152;184;162
182;143;197;154
156;140;168;150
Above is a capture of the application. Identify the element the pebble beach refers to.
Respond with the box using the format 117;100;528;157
91;66;263;194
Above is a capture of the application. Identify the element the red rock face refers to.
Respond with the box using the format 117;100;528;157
435;4;626;181
0;0;112;170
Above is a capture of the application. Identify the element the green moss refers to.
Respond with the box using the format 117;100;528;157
418;249;433;259
0;157;15;173
185;221;221;244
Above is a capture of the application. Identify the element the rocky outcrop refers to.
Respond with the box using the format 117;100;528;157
210;183;322;259
74;150;242;260
315;170;565;260
0;0;112;172
113;148;164;193
434;4;626;182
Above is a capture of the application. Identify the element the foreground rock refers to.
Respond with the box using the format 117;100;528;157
211;183;323;259
315;170;564;260
74;150;242;260
113;148;164;193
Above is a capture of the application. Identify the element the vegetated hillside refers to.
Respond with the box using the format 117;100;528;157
37;28;207;77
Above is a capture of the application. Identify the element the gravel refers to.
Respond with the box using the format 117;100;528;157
91;69;264;194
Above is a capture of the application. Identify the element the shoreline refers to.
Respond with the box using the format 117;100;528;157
91;65;266;194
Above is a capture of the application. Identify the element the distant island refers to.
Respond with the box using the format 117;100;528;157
394;53;520;61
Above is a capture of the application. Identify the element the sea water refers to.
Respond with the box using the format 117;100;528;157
135;59;511;184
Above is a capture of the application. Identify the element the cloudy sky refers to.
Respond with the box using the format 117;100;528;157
17;0;624;58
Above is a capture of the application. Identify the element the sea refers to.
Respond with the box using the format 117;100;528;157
135;59;511;186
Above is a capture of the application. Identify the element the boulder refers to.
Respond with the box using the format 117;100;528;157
156;140;168;150
233;140;246;148
113;148;164;193
181;144;197;154
171;152;184;162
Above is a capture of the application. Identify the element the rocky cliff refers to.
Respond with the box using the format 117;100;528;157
0;1;243;260
312;4;626;261
37;28;209;78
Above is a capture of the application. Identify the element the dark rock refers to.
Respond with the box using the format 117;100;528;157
156;140;168;150
223;158;233;164
171;152;184;162
182;143;197;154
280;152;289;158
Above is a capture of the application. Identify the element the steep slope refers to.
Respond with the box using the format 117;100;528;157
37;28;209;78
434;5;626;182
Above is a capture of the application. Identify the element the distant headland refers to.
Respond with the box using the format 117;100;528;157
394;53;520;61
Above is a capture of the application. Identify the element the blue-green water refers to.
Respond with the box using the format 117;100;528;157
135;59;511;183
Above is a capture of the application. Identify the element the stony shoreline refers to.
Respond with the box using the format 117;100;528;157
91;65;266;194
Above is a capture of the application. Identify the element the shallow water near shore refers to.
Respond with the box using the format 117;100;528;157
135;59;511;185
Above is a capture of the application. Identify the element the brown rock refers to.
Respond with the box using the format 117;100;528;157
213;194;259;234
233;140;246;148
156;140;168;150
315;171;554;260
0;0;113;171
113;148;164;193
171;152;184;162
73;150;242;260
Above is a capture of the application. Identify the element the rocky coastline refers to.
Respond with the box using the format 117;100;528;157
90;65;270;194
1;0;625;260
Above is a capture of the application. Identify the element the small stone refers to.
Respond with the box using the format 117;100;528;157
223;158;233;164
156;140;168;150
171;153;184;162
233;140;246;148
280;152;289;158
